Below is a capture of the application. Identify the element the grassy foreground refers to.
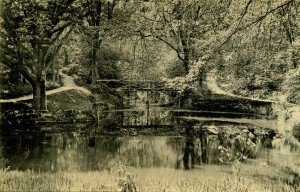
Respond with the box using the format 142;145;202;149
0;166;296;192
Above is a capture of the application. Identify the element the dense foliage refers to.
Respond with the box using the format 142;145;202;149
1;0;300;107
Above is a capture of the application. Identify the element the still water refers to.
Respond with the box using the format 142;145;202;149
1;132;299;171
0;107;300;185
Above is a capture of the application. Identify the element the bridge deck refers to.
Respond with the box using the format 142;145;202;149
97;79;175;91
97;79;164;83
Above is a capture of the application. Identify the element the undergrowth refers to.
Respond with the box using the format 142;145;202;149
0;163;297;192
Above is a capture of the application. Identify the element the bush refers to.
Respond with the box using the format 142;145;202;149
0;84;32;99
0;82;61;100
165;60;186;78
292;124;300;141
66;64;81;76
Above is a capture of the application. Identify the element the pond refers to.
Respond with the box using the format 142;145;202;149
0;105;300;188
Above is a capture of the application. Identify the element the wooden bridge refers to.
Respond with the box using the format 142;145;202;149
96;79;274;116
97;79;177;106
96;79;174;90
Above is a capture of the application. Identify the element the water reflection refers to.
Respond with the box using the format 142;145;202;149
0;133;178;171
1;126;299;174
0;132;124;171
1;105;300;187
96;108;174;132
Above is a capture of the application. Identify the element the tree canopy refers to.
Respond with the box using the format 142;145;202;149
1;0;300;108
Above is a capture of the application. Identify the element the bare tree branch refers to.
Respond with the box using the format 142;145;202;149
213;0;294;54
155;35;183;61
45;25;75;71
213;0;253;53
241;0;293;30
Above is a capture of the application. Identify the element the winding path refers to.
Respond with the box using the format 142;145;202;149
206;69;275;103
0;69;91;103
205;69;300;132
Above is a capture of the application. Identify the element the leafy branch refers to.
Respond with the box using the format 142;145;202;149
214;0;294;53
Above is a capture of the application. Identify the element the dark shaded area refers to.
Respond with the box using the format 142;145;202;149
292;123;300;142
0;108;38;133
180;91;274;117
0;115;296;181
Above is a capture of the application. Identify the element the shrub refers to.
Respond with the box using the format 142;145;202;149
0;84;32;99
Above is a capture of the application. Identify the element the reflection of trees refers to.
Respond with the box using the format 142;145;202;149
164;123;274;168
0;133;45;170
120;110;172;126
166;137;184;154
96;111;123;131
0;133;124;172
118;137;178;168
53;134;123;171
0;125;288;173
91;136;122;170
0;134;180;171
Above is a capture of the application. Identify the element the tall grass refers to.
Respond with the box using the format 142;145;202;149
0;170;117;191
0;167;297;192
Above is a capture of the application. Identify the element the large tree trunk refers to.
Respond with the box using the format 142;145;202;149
183;53;190;75
91;59;98;86
32;78;47;110
64;49;69;66
180;30;190;75
40;79;46;110
92;52;98;86
91;38;102;86
52;64;56;83
90;1;102;86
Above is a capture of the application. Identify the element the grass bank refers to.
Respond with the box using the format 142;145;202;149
0;166;296;192
46;90;94;111
0;82;62;100
0;90;94;118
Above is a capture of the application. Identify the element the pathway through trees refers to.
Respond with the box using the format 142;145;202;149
206;69;275;103
0;69;91;103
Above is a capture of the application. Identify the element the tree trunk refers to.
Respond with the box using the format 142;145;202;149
33;81;41;110
107;2;113;20
89;1;102;86
183;53;189;75
52;64;56;83
180;30;190;75
40;79;46;110
64;49;69;66
32;78;47;110
91;60;98;86
198;67;206;86
91;38;101;86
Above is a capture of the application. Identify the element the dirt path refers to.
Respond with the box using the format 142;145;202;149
0;69;91;103
205;69;300;131
206;69;275;103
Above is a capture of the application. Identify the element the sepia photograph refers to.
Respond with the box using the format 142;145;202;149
0;0;300;191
